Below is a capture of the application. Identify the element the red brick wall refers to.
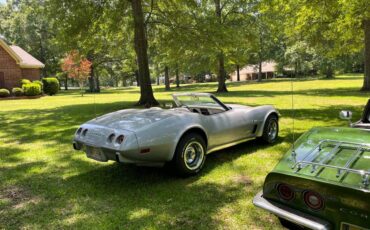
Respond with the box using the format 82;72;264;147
0;46;41;89
0;45;22;89
21;68;41;81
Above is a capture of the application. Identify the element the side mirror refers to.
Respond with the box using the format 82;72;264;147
339;110;352;120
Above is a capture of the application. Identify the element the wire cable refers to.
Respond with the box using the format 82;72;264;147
291;77;296;161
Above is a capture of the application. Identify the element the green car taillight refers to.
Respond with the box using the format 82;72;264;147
303;190;324;210
277;183;295;201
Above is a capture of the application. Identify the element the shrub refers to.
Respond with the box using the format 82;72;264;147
42;77;59;95
12;87;23;96
0;89;10;97
33;80;43;91
23;83;41;96
20;79;31;85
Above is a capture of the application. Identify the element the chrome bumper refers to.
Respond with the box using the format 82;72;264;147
253;191;331;230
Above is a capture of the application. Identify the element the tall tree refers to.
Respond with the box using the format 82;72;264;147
130;0;158;106
280;0;370;87
164;65;170;90
214;0;227;92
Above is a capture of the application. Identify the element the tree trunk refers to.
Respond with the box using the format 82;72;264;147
86;54;99;93
362;19;370;91
325;62;334;79
215;0;228;93
176;68;180;87
39;39;47;78
135;70;140;86
258;61;262;82
96;74;100;91
130;0;158;106
164;66;170;90
294;61;298;77
236;64;240;81
217;53;228;92
88;76;94;92
157;76;159;85
64;74;68;90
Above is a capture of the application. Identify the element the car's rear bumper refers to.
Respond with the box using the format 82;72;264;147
253;191;331;230
72;141;164;167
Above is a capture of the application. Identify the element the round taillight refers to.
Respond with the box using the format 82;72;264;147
107;133;115;143
304;191;324;210
76;128;82;135
277;184;294;201
82;129;88;136
116;135;125;144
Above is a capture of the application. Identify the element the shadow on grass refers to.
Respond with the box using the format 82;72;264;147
0;97;295;228
0;80;367;228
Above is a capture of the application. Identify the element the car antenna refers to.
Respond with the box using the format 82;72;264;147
291;77;296;162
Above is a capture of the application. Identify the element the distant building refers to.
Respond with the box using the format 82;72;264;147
230;61;277;81
0;38;44;89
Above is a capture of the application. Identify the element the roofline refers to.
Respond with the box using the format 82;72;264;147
0;39;22;65
0;39;45;68
20;64;45;68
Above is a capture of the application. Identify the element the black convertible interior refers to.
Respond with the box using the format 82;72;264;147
172;106;226;116
188;106;225;115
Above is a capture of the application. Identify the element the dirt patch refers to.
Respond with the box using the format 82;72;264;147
232;175;253;186
0;186;40;209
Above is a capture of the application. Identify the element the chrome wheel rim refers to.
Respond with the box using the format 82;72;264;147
268;120;278;141
183;141;204;170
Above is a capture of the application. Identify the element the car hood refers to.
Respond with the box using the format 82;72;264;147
86;108;180;131
273;127;370;191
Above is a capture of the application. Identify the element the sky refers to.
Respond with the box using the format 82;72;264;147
0;0;5;4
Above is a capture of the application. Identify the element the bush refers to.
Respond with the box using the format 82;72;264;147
12;87;23;96
0;88;10;97
23;83;41;96
42;77;59;95
20;79;31;85
33;80;43;91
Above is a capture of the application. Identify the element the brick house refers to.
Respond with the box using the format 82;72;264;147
0;38;44;89
230;61;277;81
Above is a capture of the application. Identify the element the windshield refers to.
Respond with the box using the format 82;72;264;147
173;94;228;110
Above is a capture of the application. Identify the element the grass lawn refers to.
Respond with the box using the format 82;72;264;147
1;74;369;229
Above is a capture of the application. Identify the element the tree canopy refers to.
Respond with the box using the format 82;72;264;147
0;0;369;105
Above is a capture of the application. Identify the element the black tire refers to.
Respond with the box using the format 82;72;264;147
261;114;279;144
278;217;306;230
172;133;206;176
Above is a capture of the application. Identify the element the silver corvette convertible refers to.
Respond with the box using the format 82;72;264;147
73;93;279;175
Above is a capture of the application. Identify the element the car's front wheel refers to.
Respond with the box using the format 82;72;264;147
261;114;279;143
172;133;206;176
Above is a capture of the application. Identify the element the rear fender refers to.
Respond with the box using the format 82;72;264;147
167;125;208;161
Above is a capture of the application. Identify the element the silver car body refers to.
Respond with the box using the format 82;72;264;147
73;93;279;166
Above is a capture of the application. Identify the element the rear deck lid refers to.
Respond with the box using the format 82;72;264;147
87;108;177;131
275;127;370;191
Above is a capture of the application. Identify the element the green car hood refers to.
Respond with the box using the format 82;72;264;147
274;127;370;192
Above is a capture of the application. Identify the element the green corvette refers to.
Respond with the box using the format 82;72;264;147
253;101;370;230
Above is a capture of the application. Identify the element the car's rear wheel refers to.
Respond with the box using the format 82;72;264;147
172;133;206;176
261;114;279;143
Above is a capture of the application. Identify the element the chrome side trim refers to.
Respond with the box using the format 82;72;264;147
253;191;330;230
207;136;255;154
